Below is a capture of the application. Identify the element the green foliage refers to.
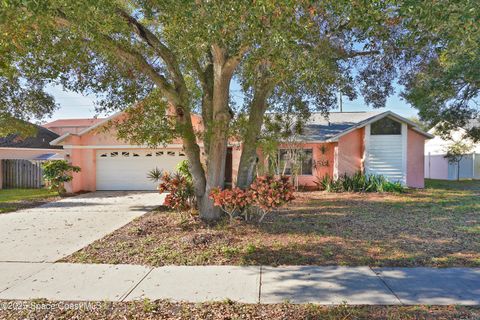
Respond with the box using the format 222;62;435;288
147;167;163;183
443;140;474;181
316;172;405;193
41;160;80;194
444;141;474;165
176;160;192;183
399;0;480;141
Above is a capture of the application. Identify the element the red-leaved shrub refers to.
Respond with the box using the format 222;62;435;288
157;172;195;211
209;175;295;223
209;187;251;221
249;175;295;222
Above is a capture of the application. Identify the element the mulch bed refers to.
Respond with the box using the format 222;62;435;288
63;185;480;267
0;300;478;320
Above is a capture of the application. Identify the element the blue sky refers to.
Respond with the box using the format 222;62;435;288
43;82;419;123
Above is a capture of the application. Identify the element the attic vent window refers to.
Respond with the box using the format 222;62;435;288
371;117;401;135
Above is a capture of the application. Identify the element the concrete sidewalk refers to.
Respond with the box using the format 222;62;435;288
0;263;478;305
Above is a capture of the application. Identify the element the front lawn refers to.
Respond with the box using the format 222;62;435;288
64;179;480;267
0;188;59;214
0;300;478;320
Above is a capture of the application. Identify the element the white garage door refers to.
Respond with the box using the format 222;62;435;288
96;149;186;190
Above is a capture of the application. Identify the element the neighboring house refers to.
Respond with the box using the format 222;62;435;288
425;120;480;180
0;124;64;160
43;118;105;135
50;110;433;192
0;123;64;189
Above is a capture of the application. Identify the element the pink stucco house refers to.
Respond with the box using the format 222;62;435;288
48;110;433;192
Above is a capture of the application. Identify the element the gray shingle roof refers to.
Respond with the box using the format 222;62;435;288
300;111;383;141
0;124;62;149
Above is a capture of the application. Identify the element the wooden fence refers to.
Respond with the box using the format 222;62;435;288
1;159;45;189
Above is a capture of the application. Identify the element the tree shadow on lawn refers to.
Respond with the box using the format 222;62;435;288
238;189;480;267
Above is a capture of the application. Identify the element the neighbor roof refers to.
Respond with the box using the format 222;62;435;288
300;111;434;141
0;124;63;149
43;118;105;128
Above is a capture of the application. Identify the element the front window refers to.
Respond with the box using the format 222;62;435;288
371;117;402;135
278;149;313;175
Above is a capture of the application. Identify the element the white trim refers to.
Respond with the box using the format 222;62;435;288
402;122;408;185
62;144;188;149
77;111;123;136
50;133;72;146
0;147;64;152
325;111;434;142
333;145;339;180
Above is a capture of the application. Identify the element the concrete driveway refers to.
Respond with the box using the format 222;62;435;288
0;191;164;262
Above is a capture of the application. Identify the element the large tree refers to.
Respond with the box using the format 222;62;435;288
398;0;479;141
1;0;405;221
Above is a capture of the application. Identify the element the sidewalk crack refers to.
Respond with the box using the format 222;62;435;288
120;267;154;302
370;267;404;305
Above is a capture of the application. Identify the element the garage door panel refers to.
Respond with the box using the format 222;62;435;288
96;149;185;190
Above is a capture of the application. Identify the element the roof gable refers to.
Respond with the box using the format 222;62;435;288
301;111;434;141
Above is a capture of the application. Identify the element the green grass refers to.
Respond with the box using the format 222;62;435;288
0;188;58;213
425;178;480;191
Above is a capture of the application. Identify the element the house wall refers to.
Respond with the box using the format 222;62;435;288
337;128;364;177
61;115;205;192
407;129;426;188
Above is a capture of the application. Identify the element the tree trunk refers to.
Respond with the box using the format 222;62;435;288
236;84;273;189
174;105;207;204
457;161;460;181
198;45;238;221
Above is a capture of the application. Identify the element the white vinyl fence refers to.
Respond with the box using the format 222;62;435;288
425;153;480;180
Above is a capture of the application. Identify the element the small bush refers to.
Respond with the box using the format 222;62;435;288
209;175;295;223
209;187;251;221
149;170;195;211
42;160;81;195
316;172;405;193
249;175;296;222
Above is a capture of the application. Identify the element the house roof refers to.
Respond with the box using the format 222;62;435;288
301;111;434;142
0;124;63;149
50;110;434;146
43;118;105;129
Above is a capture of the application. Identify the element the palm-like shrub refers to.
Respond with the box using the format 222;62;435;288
316;172;404;193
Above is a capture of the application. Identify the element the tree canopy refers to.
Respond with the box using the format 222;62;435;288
1;0;477;220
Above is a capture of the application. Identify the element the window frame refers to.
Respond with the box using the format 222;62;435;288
277;148;313;176
370;117;402;135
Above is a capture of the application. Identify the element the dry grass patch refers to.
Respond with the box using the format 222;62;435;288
64;179;480;267
0;300;478;320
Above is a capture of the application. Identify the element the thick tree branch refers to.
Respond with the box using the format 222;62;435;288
117;9;188;98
